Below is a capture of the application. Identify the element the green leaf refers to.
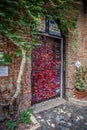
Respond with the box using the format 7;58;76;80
20;109;32;124
6;120;16;130
0;53;12;65
14;50;22;57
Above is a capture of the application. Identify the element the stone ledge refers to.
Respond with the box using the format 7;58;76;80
31;97;66;113
68;97;87;106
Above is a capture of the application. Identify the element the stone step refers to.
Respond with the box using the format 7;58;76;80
31;97;66;113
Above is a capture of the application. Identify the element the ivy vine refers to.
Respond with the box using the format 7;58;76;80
0;0;82;49
0;53;12;65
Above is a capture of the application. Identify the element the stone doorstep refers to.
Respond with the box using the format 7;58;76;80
68;97;87;106
31;97;66;113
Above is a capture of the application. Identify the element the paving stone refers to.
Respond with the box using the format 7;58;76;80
46;120;50;126
67;113;72;118
51;123;55;128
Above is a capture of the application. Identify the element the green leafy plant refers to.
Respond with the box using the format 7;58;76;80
0;53;12;65
3;53;12;64
20;109;32;124
6;120;16;130
75;66;87;92
0;0;82;42
14;50;22;57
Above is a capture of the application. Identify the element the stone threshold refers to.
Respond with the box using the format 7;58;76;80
31;97;66;113
68;97;87;106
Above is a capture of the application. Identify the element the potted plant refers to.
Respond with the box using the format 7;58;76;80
75;66;87;99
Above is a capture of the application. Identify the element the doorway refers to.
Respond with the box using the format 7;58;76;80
31;37;63;104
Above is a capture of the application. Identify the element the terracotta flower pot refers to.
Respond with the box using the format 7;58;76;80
75;90;87;99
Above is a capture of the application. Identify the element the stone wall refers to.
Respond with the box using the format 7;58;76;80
66;11;87;98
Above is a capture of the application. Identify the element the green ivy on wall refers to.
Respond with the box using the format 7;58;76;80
0;52;12;65
0;0;82;49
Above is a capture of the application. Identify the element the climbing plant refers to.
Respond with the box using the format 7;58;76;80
45;0;82;34
0;53;12;65
0;0;82;39
0;0;82;103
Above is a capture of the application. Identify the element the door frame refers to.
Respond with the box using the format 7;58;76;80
60;37;63;98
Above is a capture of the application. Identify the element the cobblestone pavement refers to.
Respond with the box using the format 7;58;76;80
33;102;87;130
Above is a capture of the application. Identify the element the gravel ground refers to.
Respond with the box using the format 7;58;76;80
34;102;87;130
0;102;87;130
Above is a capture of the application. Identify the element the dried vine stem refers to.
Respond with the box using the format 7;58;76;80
11;49;26;104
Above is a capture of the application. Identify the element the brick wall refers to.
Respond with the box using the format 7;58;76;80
66;10;87;98
0;40;21;103
0;38;31;112
0;10;87;111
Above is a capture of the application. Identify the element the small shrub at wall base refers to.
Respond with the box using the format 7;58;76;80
75;66;87;99
20;109;32;124
6;120;16;130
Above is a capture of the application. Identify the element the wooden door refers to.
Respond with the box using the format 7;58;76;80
32;41;61;103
